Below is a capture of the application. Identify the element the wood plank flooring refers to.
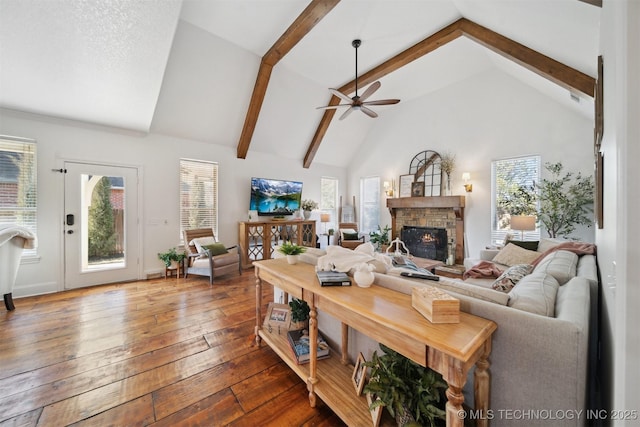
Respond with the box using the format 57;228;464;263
0;271;346;426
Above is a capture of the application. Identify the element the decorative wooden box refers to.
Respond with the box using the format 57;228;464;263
411;286;460;324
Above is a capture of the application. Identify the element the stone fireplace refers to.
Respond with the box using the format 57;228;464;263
387;196;465;263
402;226;448;262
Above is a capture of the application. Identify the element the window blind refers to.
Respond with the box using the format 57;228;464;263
179;159;218;240
0;136;37;256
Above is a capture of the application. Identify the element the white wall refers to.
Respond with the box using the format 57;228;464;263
347;68;595;256
598;0;640;423
0;109;346;297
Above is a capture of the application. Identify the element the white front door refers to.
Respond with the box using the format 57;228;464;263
64;162;140;289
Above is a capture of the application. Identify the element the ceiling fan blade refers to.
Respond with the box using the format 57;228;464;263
316;104;353;110
339;107;354;120
329;88;354;104
360;106;378;118
359;81;381;102
361;98;401;106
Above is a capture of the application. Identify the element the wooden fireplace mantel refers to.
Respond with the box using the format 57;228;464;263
387;196;465;218
387;196;466;263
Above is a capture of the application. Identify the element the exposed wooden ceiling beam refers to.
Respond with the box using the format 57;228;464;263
459;18;595;97
236;0;340;159
303;17;595;168
303;19;465;168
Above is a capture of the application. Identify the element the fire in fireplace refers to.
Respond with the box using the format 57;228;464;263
401;226;448;261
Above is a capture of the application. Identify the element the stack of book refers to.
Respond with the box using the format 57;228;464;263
287;328;331;364
316;270;351;286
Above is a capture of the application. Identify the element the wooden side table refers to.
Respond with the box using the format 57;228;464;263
435;264;466;279
164;261;183;280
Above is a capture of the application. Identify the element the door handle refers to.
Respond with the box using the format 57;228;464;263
66;214;75;226
67;230;74;234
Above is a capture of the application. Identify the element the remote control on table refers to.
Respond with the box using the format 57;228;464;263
400;272;440;281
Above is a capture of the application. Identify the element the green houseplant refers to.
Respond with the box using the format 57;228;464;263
277;241;306;256
364;344;447;427
157;247;186;268
536;162;594;238
278;241;306;264
289;298;310;329
369;225;391;251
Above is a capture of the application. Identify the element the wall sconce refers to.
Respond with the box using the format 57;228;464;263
462;172;473;192
383;180;395;197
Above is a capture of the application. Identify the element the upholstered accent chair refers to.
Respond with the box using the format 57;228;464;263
336;222;366;249
183;228;241;284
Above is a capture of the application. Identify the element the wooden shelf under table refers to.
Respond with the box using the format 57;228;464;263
258;327;389;427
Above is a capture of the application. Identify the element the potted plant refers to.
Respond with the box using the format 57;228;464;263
289;298;310;329
536;162;594;238
364;344;447;427
277;241;306;264
157;247;186;268
369;225;391;251
301;199;318;219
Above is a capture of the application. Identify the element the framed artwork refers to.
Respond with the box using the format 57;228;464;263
411;181;425;197
366;393;383;427
263;302;290;334
594;55;604;151
596;152;604;229
399;174;413;198
352;352;367;395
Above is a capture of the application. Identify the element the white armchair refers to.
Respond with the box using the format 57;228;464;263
0;225;36;310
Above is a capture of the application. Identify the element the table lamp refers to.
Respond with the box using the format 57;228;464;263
511;215;536;241
320;213;330;234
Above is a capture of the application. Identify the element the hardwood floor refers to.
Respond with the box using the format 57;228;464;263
0;272;345;426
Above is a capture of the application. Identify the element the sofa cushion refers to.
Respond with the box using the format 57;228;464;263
505;239;539;251
491;264;534;292
537;237;566;253
533;250;578;285
343;232;360;241
508;272;559;317
492;243;540;266
373;272;510;305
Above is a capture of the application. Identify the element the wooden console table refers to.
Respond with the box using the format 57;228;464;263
253;259;496;427
238;219;316;268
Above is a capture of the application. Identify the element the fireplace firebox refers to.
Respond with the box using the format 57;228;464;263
401;226;448;262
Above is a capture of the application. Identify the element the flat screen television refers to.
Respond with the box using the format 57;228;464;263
250;177;303;216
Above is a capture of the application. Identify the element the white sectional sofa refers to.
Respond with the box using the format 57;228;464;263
274;240;599;427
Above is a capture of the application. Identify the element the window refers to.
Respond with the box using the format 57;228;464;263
320;177;338;231
492;155;540;243
0;136;37;257
179;159;218;239
360;176;380;234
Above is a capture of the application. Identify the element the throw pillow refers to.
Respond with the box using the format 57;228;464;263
506;239;539;251
339;228;357;241
343;232;360;241
202;243;228;256
492;243;540;267
491;264;534;292
190;237;216;254
507;272;559;317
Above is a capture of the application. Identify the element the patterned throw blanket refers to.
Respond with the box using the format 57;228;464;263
463;241;597;280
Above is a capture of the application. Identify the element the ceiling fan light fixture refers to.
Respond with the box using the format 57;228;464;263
316;39;400;119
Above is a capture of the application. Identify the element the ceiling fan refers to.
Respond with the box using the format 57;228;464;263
317;39;400;120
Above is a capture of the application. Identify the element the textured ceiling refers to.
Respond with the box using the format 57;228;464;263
0;0;601;166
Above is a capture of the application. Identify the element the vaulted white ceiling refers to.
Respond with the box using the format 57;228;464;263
0;0;601;167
